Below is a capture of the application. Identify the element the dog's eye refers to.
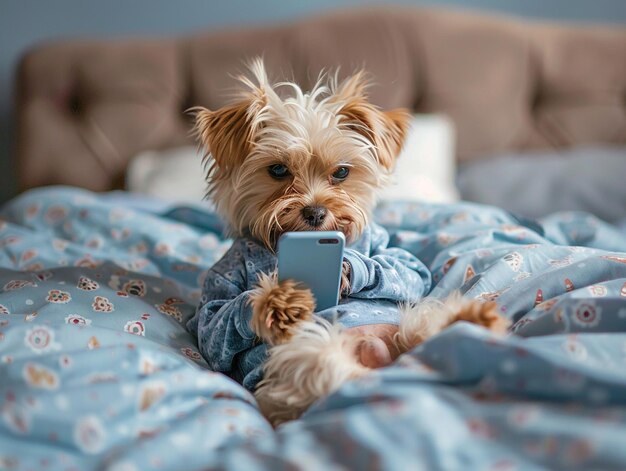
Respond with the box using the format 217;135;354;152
268;164;290;179
331;166;350;183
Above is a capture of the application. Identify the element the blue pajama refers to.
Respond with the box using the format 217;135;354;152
187;223;432;389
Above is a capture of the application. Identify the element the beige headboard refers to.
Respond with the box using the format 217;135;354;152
16;7;626;192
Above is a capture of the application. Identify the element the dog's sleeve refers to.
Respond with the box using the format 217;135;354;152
187;268;258;374
343;225;432;302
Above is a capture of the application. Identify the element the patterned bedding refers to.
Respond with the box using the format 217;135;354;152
0;187;625;471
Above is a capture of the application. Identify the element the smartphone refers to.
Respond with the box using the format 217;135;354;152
277;231;345;311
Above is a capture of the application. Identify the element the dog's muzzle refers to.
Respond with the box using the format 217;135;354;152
301;206;327;227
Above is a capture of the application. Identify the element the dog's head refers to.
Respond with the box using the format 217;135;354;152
193;59;409;249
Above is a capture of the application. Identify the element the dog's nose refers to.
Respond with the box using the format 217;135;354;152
301;206;327;227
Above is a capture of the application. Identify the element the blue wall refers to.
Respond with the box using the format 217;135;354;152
1;0;625;202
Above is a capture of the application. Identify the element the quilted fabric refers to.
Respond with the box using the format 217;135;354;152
0;187;626;471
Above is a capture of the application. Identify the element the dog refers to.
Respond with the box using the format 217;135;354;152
189;58;508;425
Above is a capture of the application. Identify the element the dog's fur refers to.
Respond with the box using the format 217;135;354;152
193;59;509;425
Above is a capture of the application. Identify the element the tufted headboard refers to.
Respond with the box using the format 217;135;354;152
16;7;626;192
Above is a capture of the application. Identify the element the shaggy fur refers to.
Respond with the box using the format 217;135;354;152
257;297;510;425
395;293;509;351
192;60;409;250
255;318;368;424
249;272;315;345
193;58;509;425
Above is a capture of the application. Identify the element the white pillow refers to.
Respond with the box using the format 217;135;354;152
126;114;458;204
381;114;458;203
126;146;208;204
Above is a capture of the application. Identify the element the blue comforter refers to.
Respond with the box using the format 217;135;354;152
0;187;625;471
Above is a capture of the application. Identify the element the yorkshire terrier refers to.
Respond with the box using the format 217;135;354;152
188;59;508;425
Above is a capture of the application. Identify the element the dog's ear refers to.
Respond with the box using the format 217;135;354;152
376;108;411;170
192;100;257;172
332;72;410;171
193;57;272;172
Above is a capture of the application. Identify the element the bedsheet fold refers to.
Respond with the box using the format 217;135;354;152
0;187;625;471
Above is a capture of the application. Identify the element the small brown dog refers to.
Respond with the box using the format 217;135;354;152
192;59;508;424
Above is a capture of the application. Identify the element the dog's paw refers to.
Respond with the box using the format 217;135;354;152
256;319;369;426
249;273;316;345
340;260;351;297
450;300;510;334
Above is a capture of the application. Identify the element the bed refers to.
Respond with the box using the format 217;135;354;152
4;7;626;471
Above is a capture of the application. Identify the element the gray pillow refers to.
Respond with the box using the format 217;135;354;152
457;146;626;224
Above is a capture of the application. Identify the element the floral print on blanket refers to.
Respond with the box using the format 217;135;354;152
0;187;625;471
